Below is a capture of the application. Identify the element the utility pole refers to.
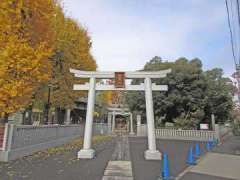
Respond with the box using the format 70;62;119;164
236;66;240;103
232;65;240;105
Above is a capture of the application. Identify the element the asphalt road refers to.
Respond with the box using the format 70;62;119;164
0;138;116;180
129;137;202;180
1;136;238;180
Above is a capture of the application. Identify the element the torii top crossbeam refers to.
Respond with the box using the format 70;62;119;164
70;68;171;91
70;68;171;79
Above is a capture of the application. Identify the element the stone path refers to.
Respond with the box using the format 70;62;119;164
111;136;130;161
102;135;133;180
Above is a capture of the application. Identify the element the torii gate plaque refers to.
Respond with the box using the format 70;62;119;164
70;68;171;160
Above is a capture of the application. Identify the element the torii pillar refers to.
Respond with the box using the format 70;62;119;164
77;77;96;158
144;77;161;159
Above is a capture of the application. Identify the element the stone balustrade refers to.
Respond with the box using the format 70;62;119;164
155;128;216;141
136;124;220;142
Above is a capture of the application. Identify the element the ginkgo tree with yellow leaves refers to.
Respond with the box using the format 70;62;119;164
34;6;97;124
0;0;97;123
48;12;97;110
0;0;56;121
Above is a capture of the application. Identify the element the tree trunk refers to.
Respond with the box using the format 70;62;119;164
56;107;65;124
0;113;8;124
22;111;26;125
22;106;33;125
4;113;8;123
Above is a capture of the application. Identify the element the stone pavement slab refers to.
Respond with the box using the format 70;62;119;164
106;161;132;170
102;176;133;180
102;136;133;180
189;152;240;180
102;161;133;180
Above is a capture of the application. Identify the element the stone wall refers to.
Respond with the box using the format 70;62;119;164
0;123;108;162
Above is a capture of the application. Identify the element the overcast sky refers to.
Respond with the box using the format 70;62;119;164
62;0;235;76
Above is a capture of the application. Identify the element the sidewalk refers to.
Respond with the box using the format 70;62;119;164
213;135;240;155
179;135;240;180
187;153;240;179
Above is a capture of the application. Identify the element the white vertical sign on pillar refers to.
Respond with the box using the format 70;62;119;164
136;114;142;136
112;112;115;132
78;77;96;159
144;77;161;160
65;109;71;125
107;113;112;134
129;113;134;135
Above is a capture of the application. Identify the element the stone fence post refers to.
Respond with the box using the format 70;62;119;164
0;124;14;162
214;124;220;143
211;114;215;131
136;115;141;136
107;113;112;134
65;109;71;125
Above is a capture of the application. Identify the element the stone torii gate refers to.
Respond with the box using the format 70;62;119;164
70;68;171;160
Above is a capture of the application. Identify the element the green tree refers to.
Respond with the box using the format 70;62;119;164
127;56;233;129
203;68;233;124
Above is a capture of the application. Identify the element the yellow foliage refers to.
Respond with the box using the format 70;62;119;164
0;0;97;115
0;0;54;116
47;9;97;108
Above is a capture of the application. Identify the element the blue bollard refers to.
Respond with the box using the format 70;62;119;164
195;143;201;158
201;143;205;155
211;140;215;148
212;138;218;147
210;139;217;149
162;153;170;180
206;141;211;151
187;144;196;165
